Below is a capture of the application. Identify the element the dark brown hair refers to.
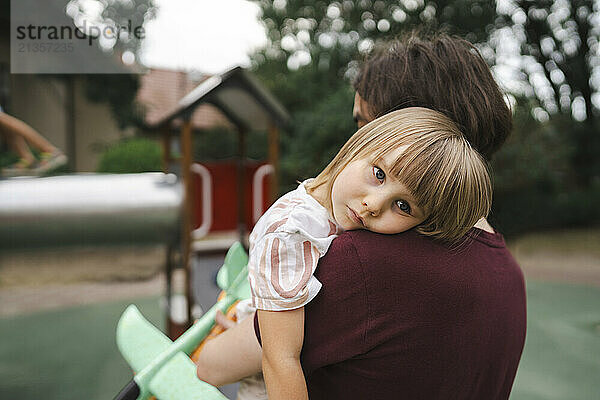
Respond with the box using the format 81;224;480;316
353;31;512;160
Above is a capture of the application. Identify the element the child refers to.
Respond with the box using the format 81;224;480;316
0;106;67;176
249;107;491;399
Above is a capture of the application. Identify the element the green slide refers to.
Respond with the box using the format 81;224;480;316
114;242;251;400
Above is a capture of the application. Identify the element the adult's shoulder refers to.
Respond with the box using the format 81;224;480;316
316;229;435;288
324;229;449;267
314;231;364;283
321;228;523;294
331;228;447;249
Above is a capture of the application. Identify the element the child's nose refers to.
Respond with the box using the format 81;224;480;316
362;194;385;216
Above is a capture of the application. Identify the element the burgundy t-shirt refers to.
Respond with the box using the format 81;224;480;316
255;228;526;399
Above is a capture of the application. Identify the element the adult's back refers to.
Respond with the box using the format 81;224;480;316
301;228;526;399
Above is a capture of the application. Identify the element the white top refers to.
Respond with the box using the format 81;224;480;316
247;180;342;311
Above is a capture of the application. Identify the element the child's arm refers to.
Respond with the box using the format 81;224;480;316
195;315;262;386
258;307;308;400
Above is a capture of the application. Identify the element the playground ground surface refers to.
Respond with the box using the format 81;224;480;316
0;227;599;399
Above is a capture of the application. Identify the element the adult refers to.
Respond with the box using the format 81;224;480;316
197;31;526;400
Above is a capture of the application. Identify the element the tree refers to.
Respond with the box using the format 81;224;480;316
495;0;600;183
254;1;496;69
248;1;600;232
66;0;157;58
249;0;500;189
64;0;158;129
252;0;498;104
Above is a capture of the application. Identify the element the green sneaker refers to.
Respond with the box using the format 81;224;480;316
33;151;68;175
1;158;36;177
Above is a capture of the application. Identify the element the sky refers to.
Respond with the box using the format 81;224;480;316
139;0;268;74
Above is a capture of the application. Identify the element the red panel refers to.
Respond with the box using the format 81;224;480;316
191;160;274;234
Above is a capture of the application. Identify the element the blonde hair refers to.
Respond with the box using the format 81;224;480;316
305;107;492;243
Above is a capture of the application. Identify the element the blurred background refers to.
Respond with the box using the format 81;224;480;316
0;0;599;399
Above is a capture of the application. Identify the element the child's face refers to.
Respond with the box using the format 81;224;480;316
330;148;426;234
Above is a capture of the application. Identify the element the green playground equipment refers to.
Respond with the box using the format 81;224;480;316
114;242;251;400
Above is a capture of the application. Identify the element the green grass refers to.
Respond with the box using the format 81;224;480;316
511;281;600;400
0;281;599;400
0;297;162;400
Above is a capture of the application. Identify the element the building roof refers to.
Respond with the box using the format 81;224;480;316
144;66;290;132
136;68;234;131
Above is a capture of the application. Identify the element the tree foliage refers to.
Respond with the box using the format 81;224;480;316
248;0;599;233
83;74;142;129
496;0;600;183
67;0;157;56
491;110;600;234
250;0;500;191
66;0;158;129
251;0;498;109
253;0;497;78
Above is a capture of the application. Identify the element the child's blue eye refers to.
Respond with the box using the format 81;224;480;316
373;166;385;182
396;200;411;214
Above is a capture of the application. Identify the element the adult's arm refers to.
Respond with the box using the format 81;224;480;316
195;314;262;386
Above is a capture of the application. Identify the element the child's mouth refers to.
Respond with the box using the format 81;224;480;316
347;206;364;226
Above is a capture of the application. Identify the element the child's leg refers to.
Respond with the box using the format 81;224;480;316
5;132;36;164
0;111;59;154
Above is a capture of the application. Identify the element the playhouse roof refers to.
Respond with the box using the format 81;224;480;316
137;69;234;130
147;66;290;132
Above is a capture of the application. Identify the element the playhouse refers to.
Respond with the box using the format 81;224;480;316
145;66;289;337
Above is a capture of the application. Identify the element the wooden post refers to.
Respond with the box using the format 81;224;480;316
167;115;193;339
165;242;174;336
237;127;247;244
267;122;279;202
65;77;76;170
162;123;173;336
161;125;171;173
181;116;194;329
